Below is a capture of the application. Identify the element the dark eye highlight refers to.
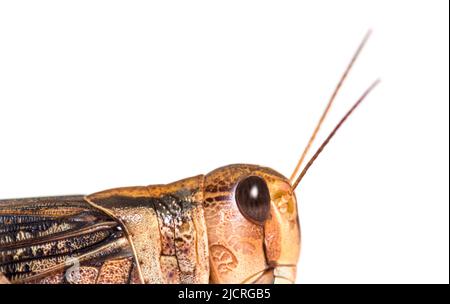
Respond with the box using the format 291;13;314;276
235;176;271;224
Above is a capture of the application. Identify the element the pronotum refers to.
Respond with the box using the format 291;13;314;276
0;31;379;284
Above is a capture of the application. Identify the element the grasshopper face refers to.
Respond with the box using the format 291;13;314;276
203;164;300;284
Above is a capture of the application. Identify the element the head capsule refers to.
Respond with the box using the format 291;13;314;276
203;164;300;283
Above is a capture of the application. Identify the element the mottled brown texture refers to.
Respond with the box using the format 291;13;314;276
66;266;98;284
86;175;209;284
97;257;133;284
86;187;166;284
31;272;64;284
160;255;180;283
0;195;132;283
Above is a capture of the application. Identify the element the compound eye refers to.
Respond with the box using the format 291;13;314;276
235;176;271;225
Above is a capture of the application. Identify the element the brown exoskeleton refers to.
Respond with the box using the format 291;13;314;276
0;31;379;284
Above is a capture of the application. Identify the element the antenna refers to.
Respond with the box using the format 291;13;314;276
292;79;380;190
290;30;373;183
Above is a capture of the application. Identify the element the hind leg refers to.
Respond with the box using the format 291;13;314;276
0;273;10;284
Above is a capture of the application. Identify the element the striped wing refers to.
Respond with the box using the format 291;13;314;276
0;195;138;284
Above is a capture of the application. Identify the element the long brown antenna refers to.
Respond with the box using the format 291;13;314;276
292;79;380;191
290;30;372;183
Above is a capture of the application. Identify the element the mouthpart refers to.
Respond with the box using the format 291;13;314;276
249;265;296;284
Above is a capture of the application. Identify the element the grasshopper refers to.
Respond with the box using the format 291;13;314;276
0;31;378;284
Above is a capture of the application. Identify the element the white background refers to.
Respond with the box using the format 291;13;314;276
0;1;448;284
